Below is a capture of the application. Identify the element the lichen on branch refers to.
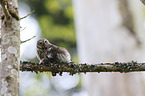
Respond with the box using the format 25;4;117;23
20;60;145;76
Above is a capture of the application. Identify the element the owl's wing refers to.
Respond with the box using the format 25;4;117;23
57;47;71;63
57;53;71;63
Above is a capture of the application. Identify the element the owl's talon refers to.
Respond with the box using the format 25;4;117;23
35;71;38;74
51;72;57;76
59;72;63;76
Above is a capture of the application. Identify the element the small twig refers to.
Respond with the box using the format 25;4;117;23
20;10;35;20
21;36;36;44
20;27;26;32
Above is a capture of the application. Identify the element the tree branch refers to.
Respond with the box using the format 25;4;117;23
20;61;145;75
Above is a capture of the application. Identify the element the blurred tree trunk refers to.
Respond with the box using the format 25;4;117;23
73;0;145;96
141;0;145;5
0;0;20;96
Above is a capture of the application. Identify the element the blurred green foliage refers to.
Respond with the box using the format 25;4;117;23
19;1;80;96
20;0;76;49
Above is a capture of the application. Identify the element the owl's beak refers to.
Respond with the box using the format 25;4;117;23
42;44;48;50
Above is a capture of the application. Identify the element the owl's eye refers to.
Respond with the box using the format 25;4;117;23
39;41;43;45
44;40;47;43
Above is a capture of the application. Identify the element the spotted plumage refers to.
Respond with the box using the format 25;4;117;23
36;38;71;63
36;38;72;76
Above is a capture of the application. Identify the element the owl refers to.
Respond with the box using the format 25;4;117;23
36;38;72;76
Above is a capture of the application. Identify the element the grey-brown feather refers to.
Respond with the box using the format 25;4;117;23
36;38;71;64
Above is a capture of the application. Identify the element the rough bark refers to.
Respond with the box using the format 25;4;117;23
0;0;20;96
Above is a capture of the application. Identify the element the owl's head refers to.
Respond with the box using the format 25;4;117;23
37;38;51;49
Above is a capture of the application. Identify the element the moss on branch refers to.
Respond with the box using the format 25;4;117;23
20;60;145;76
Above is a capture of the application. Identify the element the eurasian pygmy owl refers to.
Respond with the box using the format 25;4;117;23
36;38;72;76
36;38;71;64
